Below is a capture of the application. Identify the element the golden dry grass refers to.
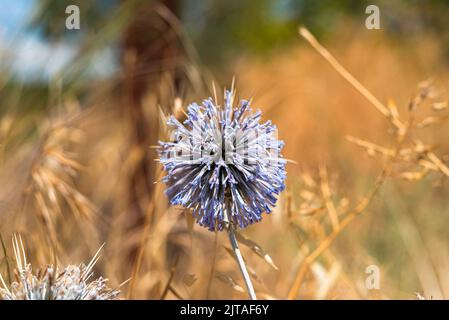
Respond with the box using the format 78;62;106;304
1;22;449;300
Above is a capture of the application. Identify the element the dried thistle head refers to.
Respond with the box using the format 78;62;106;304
0;235;119;300
158;86;286;231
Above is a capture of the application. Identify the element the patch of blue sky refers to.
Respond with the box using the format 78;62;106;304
0;0;116;83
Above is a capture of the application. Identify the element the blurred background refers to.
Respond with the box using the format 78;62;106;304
1;0;449;300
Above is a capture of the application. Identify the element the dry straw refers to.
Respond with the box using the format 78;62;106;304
286;27;449;299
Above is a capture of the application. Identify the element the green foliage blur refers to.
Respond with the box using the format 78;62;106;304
3;0;449;123
29;0;449;66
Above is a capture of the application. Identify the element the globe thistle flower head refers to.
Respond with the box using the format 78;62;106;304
158;87;286;231
0;235;119;300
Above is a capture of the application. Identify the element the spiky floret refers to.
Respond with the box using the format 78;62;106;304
158;89;286;231
0;235;119;300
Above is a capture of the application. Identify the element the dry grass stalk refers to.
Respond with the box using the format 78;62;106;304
26;114;98;249
127;203;155;299
287;26;449;299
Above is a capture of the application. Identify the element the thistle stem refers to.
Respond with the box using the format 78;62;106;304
227;225;257;300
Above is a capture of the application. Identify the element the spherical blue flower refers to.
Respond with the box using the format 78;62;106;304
158;89;286;231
